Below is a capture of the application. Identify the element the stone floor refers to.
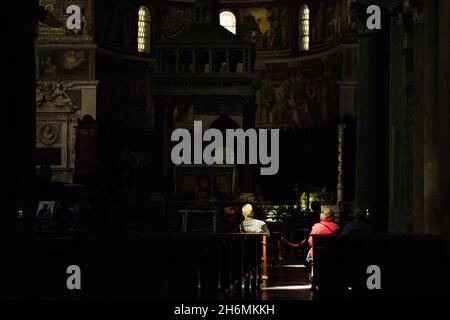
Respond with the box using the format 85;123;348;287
260;261;313;300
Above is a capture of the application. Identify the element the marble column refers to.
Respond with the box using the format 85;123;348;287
152;100;164;194
438;0;450;245
423;0;440;234
175;50;180;73
388;12;410;233
354;13;389;233
162;105;174;195
337;124;345;204
192;49;197;73
412;7;425;234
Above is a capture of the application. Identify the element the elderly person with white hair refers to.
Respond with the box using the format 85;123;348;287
239;204;270;236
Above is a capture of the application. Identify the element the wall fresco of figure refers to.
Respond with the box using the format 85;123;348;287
109;76;155;130
258;57;338;129
310;0;340;45
238;7;288;50
38;0;92;36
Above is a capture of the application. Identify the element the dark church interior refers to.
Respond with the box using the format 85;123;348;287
2;0;450;306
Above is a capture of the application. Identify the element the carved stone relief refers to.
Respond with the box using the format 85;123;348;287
37;124;61;146
36;81;78;110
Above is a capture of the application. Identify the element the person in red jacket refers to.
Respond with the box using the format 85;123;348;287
308;208;340;247
305;209;340;282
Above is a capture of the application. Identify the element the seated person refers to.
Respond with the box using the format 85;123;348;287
218;206;244;233
240;204;270;237
342;208;374;235
307;209;339;263
308;208;340;246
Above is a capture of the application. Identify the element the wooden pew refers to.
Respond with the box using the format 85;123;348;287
0;233;264;300
311;234;447;300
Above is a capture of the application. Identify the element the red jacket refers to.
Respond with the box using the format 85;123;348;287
308;219;340;246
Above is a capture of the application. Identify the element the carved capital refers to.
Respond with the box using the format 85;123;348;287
350;0;410;34
349;1;370;34
396;0;424;32
408;0;424;25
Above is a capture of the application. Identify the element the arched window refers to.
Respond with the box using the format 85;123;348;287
138;6;151;53
298;5;310;51
220;11;237;34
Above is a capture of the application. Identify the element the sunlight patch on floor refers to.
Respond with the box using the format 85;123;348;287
262;284;312;290
278;264;306;268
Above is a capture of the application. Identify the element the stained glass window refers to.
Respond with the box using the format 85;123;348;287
138;6;151;53
299;5;310;51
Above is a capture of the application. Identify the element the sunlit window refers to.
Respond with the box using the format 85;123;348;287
299;5;310;51
220;11;237;34
138;6;151;53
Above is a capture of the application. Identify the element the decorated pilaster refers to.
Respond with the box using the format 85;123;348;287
337;124;345;204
